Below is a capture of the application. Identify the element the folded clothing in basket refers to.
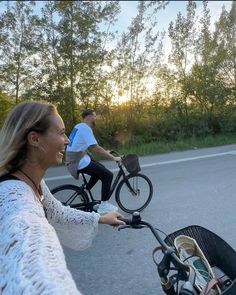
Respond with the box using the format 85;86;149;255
174;235;221;295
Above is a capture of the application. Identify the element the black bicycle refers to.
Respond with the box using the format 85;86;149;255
118;212;236;295
51;152;153;213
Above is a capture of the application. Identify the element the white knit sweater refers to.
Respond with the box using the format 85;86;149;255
0;179;100;295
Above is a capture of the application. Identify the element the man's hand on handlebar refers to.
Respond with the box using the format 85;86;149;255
113;156;122;163
108;150;122;163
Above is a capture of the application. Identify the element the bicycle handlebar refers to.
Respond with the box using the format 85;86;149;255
118;212;190;279
109;150;125;168
110;150;121;157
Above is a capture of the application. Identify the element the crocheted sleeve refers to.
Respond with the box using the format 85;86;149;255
0;180;82;295
41;180;100;251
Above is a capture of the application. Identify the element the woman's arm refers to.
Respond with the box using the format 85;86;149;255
41;180;100;250
0;180;82;295
41;180;125;250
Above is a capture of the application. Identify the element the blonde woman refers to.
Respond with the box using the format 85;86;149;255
0;101;124;295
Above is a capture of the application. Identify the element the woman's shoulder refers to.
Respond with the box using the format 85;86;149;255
0;177;29;193
0;178;44;218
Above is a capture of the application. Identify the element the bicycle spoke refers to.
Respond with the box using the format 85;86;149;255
116;174;153;213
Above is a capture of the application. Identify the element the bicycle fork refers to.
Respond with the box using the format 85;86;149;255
158;253;197;295
124;176;139;196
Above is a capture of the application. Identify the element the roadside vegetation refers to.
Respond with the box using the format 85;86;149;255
93;134;236;160
0;1;235;156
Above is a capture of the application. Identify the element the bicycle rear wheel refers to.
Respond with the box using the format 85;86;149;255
115;173;153;213
51;184;90;211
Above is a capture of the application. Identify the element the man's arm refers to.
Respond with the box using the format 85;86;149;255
89;144;121;162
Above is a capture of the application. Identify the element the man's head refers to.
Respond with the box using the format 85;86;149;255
81;109;96;125
81;109;95;118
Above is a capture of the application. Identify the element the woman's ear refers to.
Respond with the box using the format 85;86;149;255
27;131;40;147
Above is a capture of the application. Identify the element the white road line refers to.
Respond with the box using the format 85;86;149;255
142;150;236;167
45;150;236;182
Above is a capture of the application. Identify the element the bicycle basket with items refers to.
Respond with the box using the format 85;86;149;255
117;213;236;295
159;225;236;295
174;235;221;295
122;154;141;175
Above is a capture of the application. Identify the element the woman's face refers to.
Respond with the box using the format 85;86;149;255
34;113;69;168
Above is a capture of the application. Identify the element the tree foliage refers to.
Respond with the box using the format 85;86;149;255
0;1;38;103
0;0;235;146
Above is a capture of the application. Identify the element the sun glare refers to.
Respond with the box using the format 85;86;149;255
113;78;156;104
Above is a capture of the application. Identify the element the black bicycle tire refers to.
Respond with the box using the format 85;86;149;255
51;184;90;211
115;173;153;213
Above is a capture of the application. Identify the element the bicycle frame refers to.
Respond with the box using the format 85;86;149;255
51;149;153;213
81;163;135;202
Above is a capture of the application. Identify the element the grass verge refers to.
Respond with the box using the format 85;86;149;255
107;134;236;157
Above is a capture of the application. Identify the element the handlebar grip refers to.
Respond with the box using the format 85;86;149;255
117;216;132;225
118;212;141;225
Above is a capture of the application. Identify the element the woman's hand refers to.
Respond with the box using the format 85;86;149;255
99;211;125;225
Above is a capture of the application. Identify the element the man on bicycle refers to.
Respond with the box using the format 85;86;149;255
66;109;121;214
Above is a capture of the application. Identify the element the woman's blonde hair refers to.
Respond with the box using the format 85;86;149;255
0;100;57;176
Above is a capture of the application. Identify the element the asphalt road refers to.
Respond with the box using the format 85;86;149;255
45;144;236;295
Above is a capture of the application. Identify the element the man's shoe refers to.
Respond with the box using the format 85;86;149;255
97;201;118;214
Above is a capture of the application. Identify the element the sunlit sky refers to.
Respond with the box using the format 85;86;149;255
112;1;233;103
0;1;232;30
117;1;232;31
115;1;233;50
0;1;232;49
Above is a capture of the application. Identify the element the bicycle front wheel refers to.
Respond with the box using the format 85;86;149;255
51;184;90;211
115;173;153;213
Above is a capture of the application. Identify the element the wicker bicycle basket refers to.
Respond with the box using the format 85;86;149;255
122;154;141;175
